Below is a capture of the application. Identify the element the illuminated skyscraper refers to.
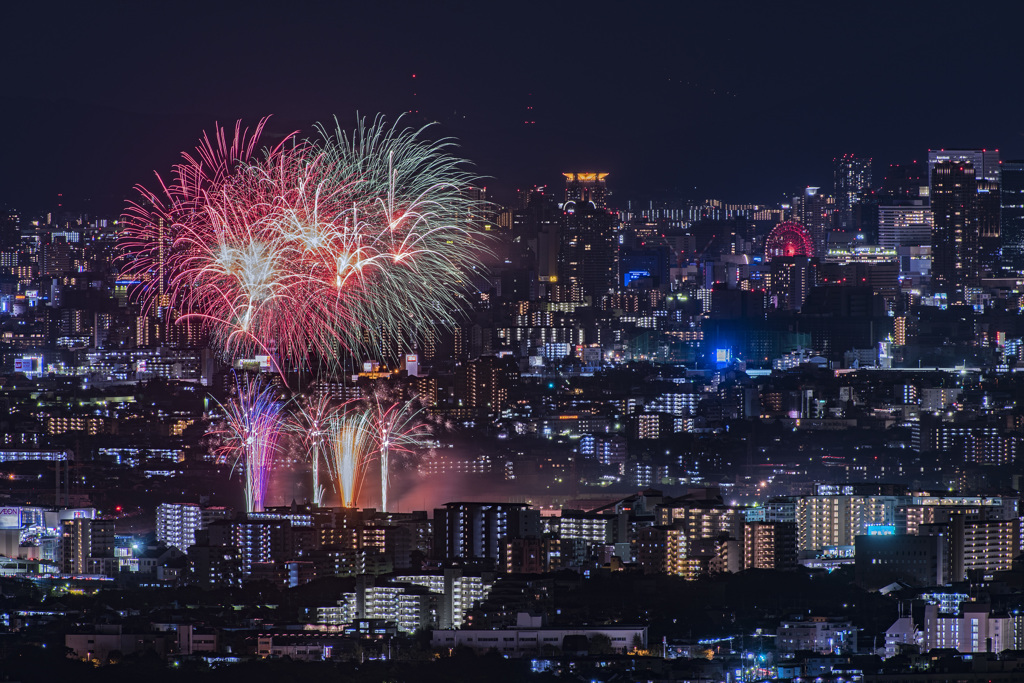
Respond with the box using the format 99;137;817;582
834;154;873;230
563;172;608;208
1001;161;1024;273
977;178;1001;271
930;160;979;301
878;201;932;249
795;187;833;255
157;216;169;309
927;150;1000;271
769;256;817;311
1;206;19;249
559;174;618;301
511;186;560;285
928;149;1000;187
558;203;617;302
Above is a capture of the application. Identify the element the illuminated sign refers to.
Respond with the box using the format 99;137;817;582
0;506;22;529
562;172;609;182
866;525;896;536
233;356;272;371
624;270;651;287
715;348;731;364
13;356;42;376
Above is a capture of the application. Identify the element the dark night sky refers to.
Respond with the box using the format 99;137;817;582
3;0;1024;214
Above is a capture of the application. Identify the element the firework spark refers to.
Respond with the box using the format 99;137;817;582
360;384;433;513
326;411;374;508
289;392;343;506
216;374;283;512
119;115;491;370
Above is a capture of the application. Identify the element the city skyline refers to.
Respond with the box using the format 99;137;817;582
6;3;1024;680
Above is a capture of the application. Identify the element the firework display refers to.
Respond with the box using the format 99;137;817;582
326;411;374;508
120;115;489;369
361;385;433;513
289;392;342;506
216;375;283;513
121;114;479;509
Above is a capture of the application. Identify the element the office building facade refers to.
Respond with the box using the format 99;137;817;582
930;160;979;301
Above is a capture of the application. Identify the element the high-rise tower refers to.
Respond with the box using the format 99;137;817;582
1001;161;1024;274
834;155;873;231
558;172;617;302
1;206;19;250
511;186;560;286
795;187;833;255
930;160;979;302
977;178;1001;272
928;149;1000;188
563;172;609;209
558;201;618;302
927;151;1000;274
878;201;932;250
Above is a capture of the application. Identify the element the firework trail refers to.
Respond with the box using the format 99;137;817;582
216;374;283;512
289;392;342;506
326;411;374;508
119;115;491;371
361;384;433;513
295;383;433;510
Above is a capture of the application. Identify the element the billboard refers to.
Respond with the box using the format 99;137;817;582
13;356;42;375
624;270;651;287
0;506;23;529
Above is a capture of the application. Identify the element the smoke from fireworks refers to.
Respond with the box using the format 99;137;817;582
216;374;283;512
119;115;490;370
